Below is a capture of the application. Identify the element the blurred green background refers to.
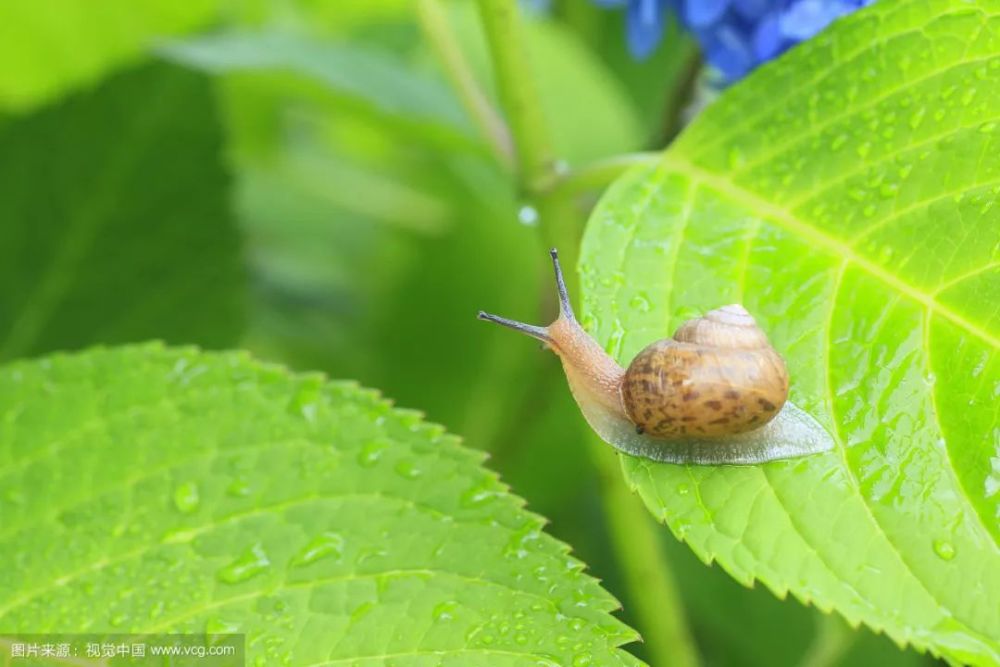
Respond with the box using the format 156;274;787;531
0;0;943;665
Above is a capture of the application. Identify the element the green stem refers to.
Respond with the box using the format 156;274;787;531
475;2;701;666
589;438;701;667
416;0;514;169
550;152;660;199
798;613;857;667
475;0;556;194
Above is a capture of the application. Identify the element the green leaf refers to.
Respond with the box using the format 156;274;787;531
160;31;479;151
0;344;640;666
580;2;1000;664
0;62;244;361
0;0;218;111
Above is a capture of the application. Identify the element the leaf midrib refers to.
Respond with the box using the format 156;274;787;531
661;154;1000;350
683;4;993;161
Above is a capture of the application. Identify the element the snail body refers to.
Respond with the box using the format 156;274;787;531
478;250;833;465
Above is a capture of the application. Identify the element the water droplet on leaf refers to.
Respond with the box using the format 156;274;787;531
217;544;271;584
358;440;388;467
227;477;252;497
173;482;199;514
432;600;458;622
291;532;345;567
394;460;421;479
933;539;956;561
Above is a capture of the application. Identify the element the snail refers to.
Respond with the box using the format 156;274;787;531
478;249;833;465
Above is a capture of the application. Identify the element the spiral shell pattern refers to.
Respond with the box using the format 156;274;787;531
621;305;789;438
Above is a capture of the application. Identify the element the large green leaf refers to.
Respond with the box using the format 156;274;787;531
0;62;244;361
160;31;479;152
580;1;1000;664
0;0;218;111
0;344;640;666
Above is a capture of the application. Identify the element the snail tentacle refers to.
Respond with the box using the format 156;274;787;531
549;248;574;321
476;311;551;343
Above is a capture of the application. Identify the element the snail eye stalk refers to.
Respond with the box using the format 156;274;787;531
476;311;551;343
549;248;575;321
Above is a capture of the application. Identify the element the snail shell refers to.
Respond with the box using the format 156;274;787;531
478;249;833;465
622;304;789;439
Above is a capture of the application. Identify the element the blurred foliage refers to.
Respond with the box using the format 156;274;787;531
0;62;243;361
0;0;218;110
0;0;955;665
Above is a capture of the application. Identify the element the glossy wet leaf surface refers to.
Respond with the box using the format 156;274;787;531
580;1;1000;664
0;344;639;666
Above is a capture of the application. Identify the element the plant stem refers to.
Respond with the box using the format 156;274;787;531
590;437;701;667
475;0;556;194
475;2;701;666
416;0;514;170
798;613;857;667
550;152;660;199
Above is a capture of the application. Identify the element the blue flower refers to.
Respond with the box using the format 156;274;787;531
594;0;874;81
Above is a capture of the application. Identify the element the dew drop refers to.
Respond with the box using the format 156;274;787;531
172;482;200;514
109;613;127;627
856;142;872;159
518;205;540;227
572;654;593;667
287;380;321;421
291;532;345;567
879;183;899;199
357;440;388;467
628;293;651;313
677;483;690;496
148;600;165;620
933;539;956;561
461;482;498;508
432;600;458;622
206;616;240;635
394;460;422;480
226;477;252;497
217;544;271;584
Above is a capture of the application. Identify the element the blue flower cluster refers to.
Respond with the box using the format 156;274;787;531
594;0;874;81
